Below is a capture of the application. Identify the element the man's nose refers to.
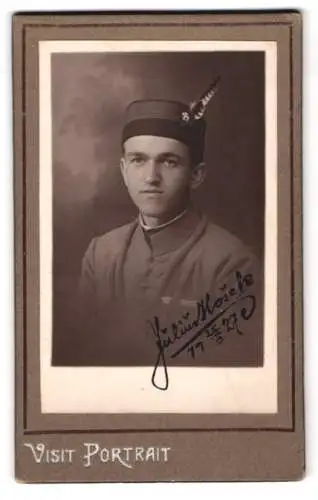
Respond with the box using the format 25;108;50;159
144;160;161;184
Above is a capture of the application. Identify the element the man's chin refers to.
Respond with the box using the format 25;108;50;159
140;210;166;219
138;204;167;218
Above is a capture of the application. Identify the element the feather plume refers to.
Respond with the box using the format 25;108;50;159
181;76;220;123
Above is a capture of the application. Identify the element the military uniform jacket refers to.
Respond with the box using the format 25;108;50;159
70;210;263;368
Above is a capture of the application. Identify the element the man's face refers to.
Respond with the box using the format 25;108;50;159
120;135;204;224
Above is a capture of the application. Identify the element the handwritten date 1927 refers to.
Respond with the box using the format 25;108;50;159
148;270;256;391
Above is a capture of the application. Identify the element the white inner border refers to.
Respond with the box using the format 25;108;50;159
39;40;277;414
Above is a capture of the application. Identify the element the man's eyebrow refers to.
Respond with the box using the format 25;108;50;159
158;152;183;159
125;151;148;157
124;152;183;160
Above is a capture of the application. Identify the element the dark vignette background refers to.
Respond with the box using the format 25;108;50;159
52;52;265;363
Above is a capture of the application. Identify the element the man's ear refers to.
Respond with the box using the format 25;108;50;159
190;162;206;191
120;157;128;187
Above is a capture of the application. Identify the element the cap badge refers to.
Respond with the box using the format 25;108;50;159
181;111;190;123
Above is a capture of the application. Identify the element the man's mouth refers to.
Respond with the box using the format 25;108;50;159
140;190;163;194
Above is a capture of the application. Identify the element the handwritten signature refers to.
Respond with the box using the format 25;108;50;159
148;270;256;390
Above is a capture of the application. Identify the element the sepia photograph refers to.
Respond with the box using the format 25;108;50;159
52;50;264;371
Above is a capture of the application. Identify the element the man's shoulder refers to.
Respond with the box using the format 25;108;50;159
202;220;248;254
96;220;137;244
97;220;138;246
198;219;260;283
87;220;138;259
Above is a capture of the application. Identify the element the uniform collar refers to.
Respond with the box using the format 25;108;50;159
139;209;188;232
138;209;202;257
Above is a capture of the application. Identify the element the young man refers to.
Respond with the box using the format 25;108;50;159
73;94;263;375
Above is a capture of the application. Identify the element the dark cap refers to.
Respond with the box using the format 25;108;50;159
122;99;206;164
121;78;220;165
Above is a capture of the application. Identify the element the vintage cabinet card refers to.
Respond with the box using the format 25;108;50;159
13;11;304;482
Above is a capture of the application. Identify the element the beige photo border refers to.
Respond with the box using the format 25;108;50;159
39;40;277;414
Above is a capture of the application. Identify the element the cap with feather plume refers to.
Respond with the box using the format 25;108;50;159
122;77;220;164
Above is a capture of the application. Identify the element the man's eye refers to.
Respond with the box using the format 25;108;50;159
130;157;145;165
163;158;178;168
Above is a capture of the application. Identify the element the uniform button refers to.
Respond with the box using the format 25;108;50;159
154;271;164;278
